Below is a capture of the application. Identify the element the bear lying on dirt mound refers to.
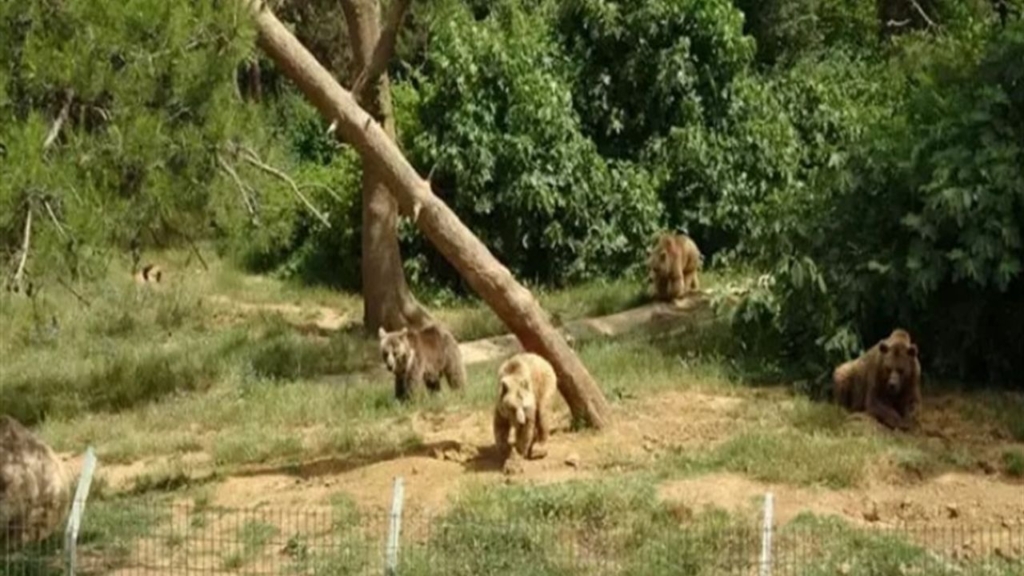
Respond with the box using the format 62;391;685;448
647;232;702;301
0;415;72;551
378;324;466;401
493;353;558;474
833;328;922;431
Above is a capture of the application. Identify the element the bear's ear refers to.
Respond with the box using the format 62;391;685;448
908;344;918;358
879;341;889;354
377;327;387;340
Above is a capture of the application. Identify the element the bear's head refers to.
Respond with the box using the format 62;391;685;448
497;360;536;425
378;327;415;375
877;329;919;395
648;235;681;276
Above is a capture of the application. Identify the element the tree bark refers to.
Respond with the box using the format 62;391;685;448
245;0;612;429
340;0;431;333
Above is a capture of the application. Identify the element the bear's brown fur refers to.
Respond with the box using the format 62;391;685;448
493;352;558;473
647;232;701;301
378;323;466;401
833;328;922;431
1;415;72;551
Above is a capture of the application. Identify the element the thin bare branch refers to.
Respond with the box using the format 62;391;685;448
350;0;411;102
909;0;938;28
12;207;33;293
43;199;69;242
298;182;343;202
216;153;260;222
238;146;332;228
57;276;91;308
43;90;74;150
160;214;210;272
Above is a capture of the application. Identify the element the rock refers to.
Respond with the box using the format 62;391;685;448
863;501;881;523
0;415;72;550
946;503;959;519
411;465;420;476
564;453;580;469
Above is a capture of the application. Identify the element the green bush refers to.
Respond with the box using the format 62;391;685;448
732;24;1024;388
0;0;266;283
400;0;661;288
555;0;755;159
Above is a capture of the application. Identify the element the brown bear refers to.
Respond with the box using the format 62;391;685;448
647;232;701;301
378;323;466;401
493;352;558;473
1;415;72;551
833;328;922;431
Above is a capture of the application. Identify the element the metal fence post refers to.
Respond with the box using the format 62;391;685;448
759;492;774;576
384;476;405;576
64;447;98;576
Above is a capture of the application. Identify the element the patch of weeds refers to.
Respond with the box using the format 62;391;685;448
665;430;881;488
779;513;1024;576
1003;449;1024;478
77;496;169;570
213;428;304;466
399;477;758;576
786;399;849;433
221;520;279;570
890;441;976;480
244;321;375;380
438;306;506;342
958;391;1024;442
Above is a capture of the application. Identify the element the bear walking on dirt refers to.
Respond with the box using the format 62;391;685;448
493;352;558;474
833;328;922;431
378;324;467;401
647;232;702;301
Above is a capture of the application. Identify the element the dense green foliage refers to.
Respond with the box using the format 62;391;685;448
0;0;264;281
3;0;1022;389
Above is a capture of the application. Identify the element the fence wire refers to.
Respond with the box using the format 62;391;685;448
3;498;1023;576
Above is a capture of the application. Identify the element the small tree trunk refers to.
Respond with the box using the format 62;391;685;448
341;0;430;332
246;0;612;428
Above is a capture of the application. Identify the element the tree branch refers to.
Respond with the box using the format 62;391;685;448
12;207;33;293
217;153;260;224
242;0;612;428
909;0;938;28
43;90;74;150
43;199;69;242
350;0;411;103
237;146;332;228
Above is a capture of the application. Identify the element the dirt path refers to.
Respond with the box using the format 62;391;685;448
206;291;715;365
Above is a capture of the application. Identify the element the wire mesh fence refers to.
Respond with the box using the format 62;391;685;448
4;495;1023;576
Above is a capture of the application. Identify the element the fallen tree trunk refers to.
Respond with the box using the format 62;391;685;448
243;0;611;428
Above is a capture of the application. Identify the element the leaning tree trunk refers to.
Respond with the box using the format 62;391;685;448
341;0;430;333
244;0;611;429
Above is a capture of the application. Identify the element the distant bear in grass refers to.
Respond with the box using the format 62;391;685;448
833;328;922;431
378;324;466;401
493;352;558;473
647;232;701;301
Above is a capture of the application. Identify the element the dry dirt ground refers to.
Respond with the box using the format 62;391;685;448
66;386;1023;528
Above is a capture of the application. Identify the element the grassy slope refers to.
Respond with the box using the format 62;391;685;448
3;250;1023;574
